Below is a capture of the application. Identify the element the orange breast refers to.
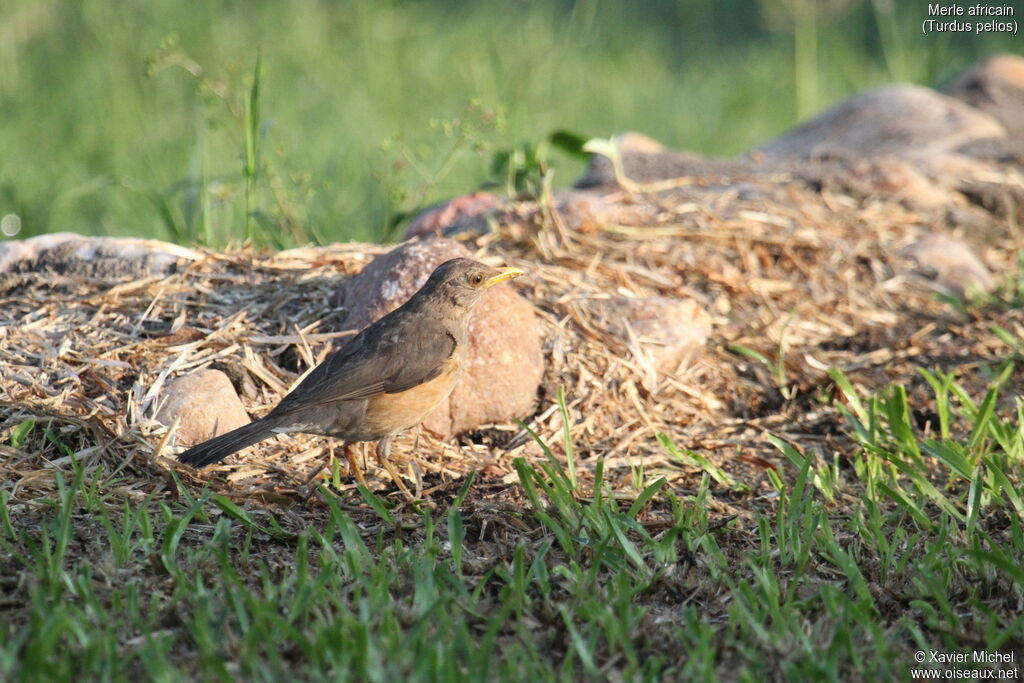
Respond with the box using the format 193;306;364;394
362;355;461;437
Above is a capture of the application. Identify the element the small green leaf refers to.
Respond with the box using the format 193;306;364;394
10;419;35;448
548;129;590;157
729;344;771;366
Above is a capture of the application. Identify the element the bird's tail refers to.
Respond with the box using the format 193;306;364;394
177;418;276;468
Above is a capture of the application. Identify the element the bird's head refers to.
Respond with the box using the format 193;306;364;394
425;258;525;310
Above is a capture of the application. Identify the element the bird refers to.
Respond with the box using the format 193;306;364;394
177;257;525;497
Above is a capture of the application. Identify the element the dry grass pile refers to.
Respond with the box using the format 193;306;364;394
1;173;1022;513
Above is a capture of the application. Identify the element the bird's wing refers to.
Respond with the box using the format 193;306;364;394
270;313;456;415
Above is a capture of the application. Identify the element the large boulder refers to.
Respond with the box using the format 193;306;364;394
757;84;1005;161
338;238;543;437
943;54;1024;140
0;232;200;278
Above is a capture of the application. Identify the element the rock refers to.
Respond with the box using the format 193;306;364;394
943;54;1024;140
552;190;662;230
585;296;711;376
339;238;471;327
957;180;1024;226
402;187;664;239
403;192;505;240
577;132;756;189
338;238;543;437
156;369;252;448
0;232;201;278
811;157;953;209
899;233;996;298
758;84;1005;161
429;283;544;436
954;136;1024;167
849;159;946;207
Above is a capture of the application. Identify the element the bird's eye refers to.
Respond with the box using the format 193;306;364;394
471;273;484;285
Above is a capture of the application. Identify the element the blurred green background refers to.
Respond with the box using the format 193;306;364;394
1;0;1019;247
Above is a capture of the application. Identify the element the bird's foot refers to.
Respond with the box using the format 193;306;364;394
378;456;415;502
345;442;371;491
375;438;415;501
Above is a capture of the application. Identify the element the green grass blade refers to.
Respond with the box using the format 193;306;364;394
243;52;262;242
829;368;868;425
453;470;477;508
983;456;1024;519
605;511;648;573
627;477;666;519
447;506;465;576
657;433;734;488
556;386;579;491
354;483;395;524
965;465;983;538
212;494;295;540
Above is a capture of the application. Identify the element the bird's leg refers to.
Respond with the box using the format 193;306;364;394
345;442;370;490
300;467;326;502
376;437;414;501
302;462;326;487
302;441;334;488
299;468;324;503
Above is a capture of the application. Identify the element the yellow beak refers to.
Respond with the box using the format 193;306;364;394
483;266;525;288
